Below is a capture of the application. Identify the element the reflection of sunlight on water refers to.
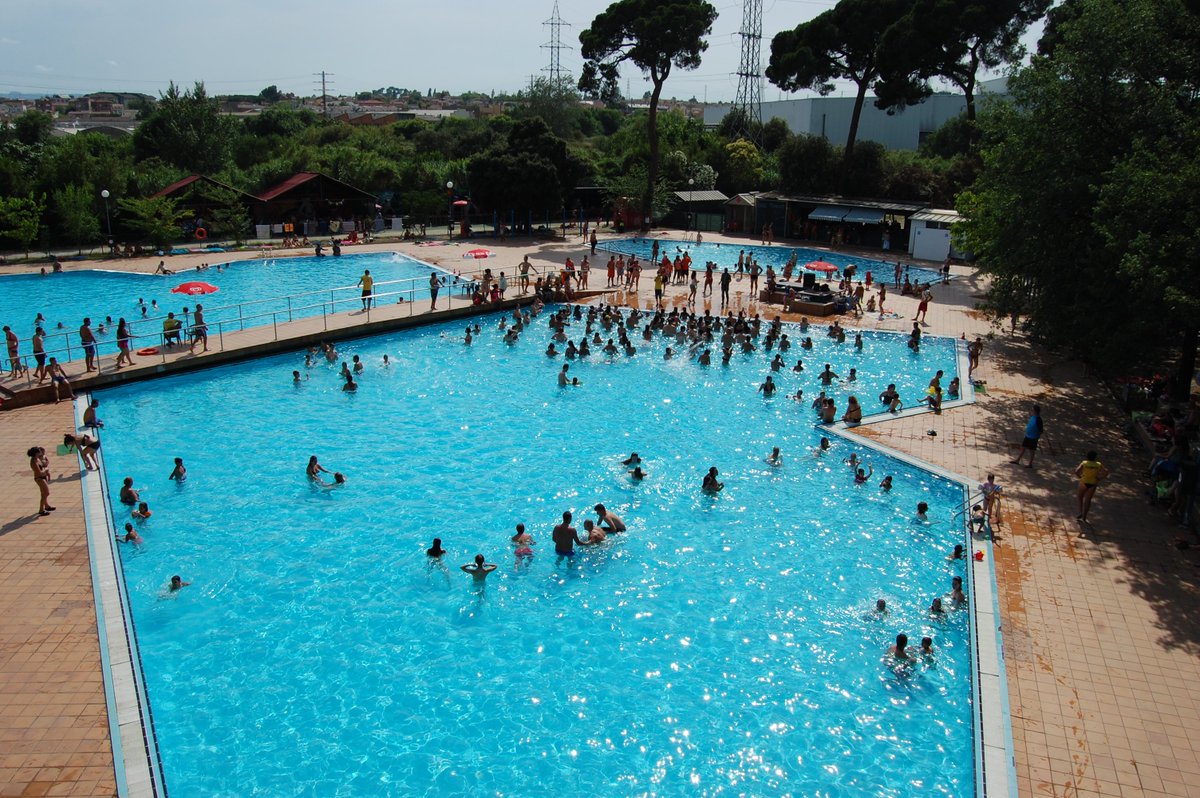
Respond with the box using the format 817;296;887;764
102;304;972;796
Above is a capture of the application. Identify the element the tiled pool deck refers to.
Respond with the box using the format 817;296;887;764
2;234;1198;796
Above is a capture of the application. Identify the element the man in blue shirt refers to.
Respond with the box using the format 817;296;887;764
1012;404;1044;468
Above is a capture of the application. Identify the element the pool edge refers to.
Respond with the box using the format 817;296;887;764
824;336;1016;798
78;393;168;798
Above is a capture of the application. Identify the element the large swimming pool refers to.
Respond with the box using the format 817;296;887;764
599;238;946;285
96;309;972;796
0;252;448;361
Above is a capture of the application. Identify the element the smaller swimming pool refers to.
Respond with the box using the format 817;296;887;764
0;252;452;362
600;238;947;285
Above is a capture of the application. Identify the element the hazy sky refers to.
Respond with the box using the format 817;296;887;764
0;0;1038;101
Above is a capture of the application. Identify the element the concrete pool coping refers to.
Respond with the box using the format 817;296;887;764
77;309;1009;797
76;396;165;798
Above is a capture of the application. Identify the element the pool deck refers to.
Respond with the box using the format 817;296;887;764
2;231;1198;797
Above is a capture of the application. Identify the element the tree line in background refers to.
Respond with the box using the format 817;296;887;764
1;0;1195;380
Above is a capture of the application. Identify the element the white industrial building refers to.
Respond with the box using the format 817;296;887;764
703;78;1008;151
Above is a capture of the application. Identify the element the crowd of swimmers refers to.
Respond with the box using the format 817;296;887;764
525;302;956;430
49;402;193;594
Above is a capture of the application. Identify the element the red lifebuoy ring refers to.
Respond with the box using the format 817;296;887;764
136;347;160;356
194;228;208;240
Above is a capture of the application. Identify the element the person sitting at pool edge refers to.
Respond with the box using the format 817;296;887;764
83;399;104;428
461;553;497;579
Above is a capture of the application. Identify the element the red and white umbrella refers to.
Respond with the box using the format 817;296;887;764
170;281;219;295
803;260;839;274
462;248;496;259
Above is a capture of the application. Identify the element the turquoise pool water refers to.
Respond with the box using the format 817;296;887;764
97;309;972;797
599;238;947;285
0;252;449;361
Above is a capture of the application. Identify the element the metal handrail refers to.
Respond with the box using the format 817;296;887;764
8;264;492;358
4;275;520;385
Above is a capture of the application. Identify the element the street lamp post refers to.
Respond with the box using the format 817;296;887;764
446;181;454;240
100;189;112;255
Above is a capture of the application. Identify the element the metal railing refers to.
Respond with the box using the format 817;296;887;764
3;266;526;383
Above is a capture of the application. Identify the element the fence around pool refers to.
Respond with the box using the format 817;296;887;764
5;268;515;376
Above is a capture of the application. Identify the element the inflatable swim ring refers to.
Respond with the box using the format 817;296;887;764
136;347;160;356
194;227;208;240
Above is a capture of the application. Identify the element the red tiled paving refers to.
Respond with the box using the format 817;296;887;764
0;402;116;798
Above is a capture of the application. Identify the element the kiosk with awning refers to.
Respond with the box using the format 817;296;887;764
843;208;886;224
807;206;851;222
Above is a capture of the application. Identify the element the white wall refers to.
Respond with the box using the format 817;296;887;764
705;93;977;152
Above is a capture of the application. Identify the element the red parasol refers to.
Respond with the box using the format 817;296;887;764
171;281;219;295
462;248;496;259
803;260;839;274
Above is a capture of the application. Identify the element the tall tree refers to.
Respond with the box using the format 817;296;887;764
0;194;45;256
957;0;1200;390
579;0;718;229
133;81;238;174
878;0;1051;122
117;196;190;249
766;0;918;178
515;77;582;140
468;118;587;231
53;184;101;254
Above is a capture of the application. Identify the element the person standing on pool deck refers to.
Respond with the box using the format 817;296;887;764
190;304;208;353
29;446;54;516
4;325;19;378
429;272;443;310
32;327;47;383
1012;404;1044;468
552;511;586;557
79;317;98;372
720;269;732;305
1074;450;1110;522
357;269;374;310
